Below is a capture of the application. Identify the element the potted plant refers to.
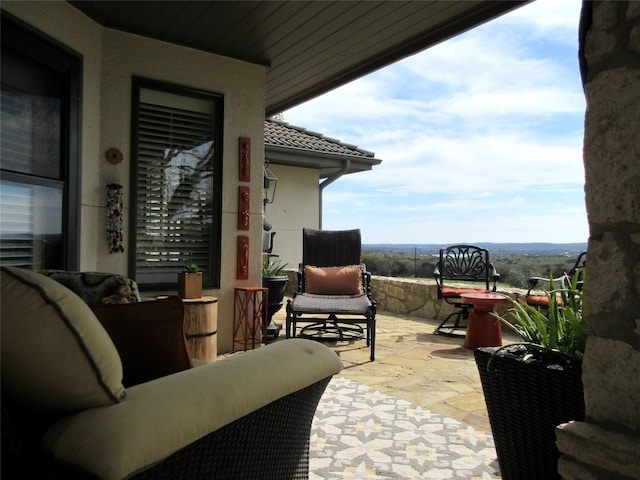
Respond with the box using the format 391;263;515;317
178;261;202;299
474;269;588;480
261;256;288;339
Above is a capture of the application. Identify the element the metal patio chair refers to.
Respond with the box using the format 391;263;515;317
285;228;377;361
433;244;500;336
526;251;586;309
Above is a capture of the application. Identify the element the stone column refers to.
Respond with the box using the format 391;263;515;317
556;2;640;479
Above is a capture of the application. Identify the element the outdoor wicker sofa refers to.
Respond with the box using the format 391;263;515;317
1;267;343;480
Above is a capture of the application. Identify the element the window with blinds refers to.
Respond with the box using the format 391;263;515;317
0;16;80;271
131;80;223;289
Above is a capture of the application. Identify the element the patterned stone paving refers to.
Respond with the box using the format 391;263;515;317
310;376;501;480
272;306;518;433
266;306;523;478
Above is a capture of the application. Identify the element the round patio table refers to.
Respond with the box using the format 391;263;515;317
460;292;508;349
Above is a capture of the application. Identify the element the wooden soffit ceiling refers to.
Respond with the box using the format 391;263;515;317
68;1;529;116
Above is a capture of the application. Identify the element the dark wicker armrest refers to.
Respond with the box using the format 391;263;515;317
38;340;342;480
132;377;332;480
3;378;335;480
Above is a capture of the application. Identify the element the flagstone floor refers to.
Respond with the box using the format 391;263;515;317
270;304;519;434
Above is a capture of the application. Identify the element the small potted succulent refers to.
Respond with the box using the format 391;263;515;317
261;256;288;338
178;261;202;299
475;269;588;480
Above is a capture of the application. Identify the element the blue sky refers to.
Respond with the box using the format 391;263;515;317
283;0;587;245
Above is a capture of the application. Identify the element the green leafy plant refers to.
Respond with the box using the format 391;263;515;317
262;258;288;277
183;261;200;273
491;268;588;364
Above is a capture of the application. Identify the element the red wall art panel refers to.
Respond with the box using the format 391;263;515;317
237;235;249;280
239;137;251;182
238;186;250;230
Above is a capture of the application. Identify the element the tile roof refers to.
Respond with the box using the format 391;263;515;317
265;119;375;159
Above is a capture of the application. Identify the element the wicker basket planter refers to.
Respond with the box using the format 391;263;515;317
475;346;585;480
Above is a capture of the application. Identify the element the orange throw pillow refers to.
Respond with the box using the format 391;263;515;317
305;265;363;295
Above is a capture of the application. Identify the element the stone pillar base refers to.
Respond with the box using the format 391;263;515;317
556;421;640;480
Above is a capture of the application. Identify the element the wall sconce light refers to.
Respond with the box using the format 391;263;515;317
263;161;278;206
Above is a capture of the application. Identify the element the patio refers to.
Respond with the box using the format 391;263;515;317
268;300;520;434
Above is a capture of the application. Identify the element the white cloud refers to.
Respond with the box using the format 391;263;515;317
505;0;582;40
347;131;585;194
283;0;587;244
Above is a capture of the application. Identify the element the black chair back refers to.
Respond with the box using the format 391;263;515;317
571;251;587;290
302;228;362;267
437;245;493;291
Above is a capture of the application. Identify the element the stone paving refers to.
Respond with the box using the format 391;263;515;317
270;305;519;434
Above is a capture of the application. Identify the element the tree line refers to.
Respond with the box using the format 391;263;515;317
361;251;580;289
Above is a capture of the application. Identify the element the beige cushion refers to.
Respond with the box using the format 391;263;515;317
42;339;343;480
1;267;125;412
305;264;363;295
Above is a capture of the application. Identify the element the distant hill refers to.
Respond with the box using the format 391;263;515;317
362;243;587;257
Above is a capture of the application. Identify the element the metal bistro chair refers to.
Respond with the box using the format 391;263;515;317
285;228;377;361
433;244;500;336
526;251;586;309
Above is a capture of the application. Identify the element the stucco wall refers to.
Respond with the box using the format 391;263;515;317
264;164;320;269
3;1;267;354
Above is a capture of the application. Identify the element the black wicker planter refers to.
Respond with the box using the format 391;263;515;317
262;275;288;338
475;346;585;480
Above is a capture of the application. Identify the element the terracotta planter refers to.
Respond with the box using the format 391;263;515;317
475;346;584;480
178;272;202;299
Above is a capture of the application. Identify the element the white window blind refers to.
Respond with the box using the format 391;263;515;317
0;33;71;271
134;88;218;286
0;180;63;269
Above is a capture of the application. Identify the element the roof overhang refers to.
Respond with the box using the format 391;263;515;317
266;144;381;179
67;1;530;116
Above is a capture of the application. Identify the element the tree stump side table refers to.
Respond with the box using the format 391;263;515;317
182;296;218;362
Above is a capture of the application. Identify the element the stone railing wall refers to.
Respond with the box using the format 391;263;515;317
369;276;524;320
286;271;526;321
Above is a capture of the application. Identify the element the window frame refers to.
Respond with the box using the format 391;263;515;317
129;77;224;290
0;14;81;270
